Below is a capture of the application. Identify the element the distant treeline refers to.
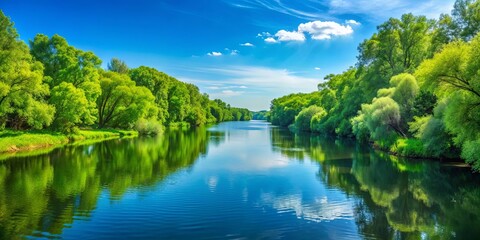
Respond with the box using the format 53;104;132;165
0;11;251;135
269;0;480;170
252;110;269;120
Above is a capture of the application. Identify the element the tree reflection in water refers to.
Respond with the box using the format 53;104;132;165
0;127;223;239
270;127;480;239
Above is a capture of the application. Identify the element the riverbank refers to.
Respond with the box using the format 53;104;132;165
0;129;138;155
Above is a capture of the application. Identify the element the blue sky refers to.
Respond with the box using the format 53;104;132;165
1;0;455;110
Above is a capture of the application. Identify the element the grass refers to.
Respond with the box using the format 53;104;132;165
0;129;138;155
70;129;138;141
389;138;426;158
0;130;69;153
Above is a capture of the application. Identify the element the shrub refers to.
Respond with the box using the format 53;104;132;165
293;106;325;132
135;119;163;135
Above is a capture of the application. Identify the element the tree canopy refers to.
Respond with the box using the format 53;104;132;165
0;10;251;134
268;0;480;170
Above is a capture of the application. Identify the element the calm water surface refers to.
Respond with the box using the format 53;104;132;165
1;121;480;239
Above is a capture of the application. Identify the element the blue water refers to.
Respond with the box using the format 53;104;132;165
1;121;479;239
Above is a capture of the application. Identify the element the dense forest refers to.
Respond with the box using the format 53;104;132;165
0;11;251;135
269;0;480;170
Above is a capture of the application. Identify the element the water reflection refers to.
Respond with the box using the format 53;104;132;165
270;127;480;239
0;127;220;239
0;121;479;239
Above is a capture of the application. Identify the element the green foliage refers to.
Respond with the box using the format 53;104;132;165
314;68;365;136
293;105;324;132
0;11;54;130
135;118;163;135
270;92;322;127
50;82;91;133
384;73;420;131
310;108;327;133
267;1;480;168
350;73;420;147
129;66;171;123
107;58;129;74
408;116;431;139
129;67;248;127
412;90;437;116
461;139;480;170
390;138;426;158
97;71;157;129
452;0;480;40
168;83;190;123
354;97;403;141
421;117;455;158
357;14;434;79
416;32;480;168
30;34;102;130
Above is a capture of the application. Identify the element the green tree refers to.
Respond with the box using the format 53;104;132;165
167;83;190;123
358;14;434;79
129;66;171;123
293;105;324;132
270;92;320;127
97;71;157;129
412;90;437;116
416;33;480;169
30;34;102;129
107;58;129;74
0;11;54;129
452;0;480;40
49;82;91;133
389;73;419;127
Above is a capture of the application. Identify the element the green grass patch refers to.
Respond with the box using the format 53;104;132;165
390;138;426;158
69;129;138;141
0;129;138;156
0;130;69;153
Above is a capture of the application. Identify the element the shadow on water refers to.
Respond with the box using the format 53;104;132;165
0;127;225;239
270;127;480;239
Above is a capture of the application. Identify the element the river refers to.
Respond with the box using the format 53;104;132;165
0;121;479;239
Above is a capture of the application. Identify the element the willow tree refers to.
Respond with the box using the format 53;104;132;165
416;33;480;170
97;71;157;129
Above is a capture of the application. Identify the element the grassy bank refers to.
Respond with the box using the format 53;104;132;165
0;129;138;154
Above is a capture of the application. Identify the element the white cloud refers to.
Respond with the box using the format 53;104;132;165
264;37;278;43
260;193;355;222
345;19;361;25
230;49;240;55
314;67;321;71
207;52;222;57
263;20;353;43
178;65;319;110
257;32;272;38
298;21;353;40
221;90;244;96
206;85;248;91
275;30;306;42
181;66;318;93
240;42;254;47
